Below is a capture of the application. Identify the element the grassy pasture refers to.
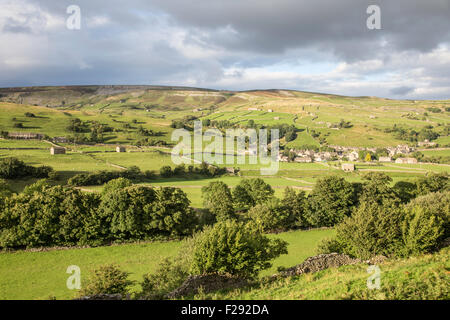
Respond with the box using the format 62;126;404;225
206;247;450;300
0;228;333;300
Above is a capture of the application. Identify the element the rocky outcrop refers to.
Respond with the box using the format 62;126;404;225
280;253;359;277
166;274;248;299
75;293;124;300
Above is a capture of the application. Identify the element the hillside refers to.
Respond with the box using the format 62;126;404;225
198;247;450;300
1;85;449;148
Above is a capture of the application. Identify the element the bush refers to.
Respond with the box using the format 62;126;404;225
140;255;191;299
0;157;54;179
0;179;12;198
190;220;288;279
232;178;275;210
281;187;308;228
151;187;197;236
359;172;401;206
79;264;134;297
405;191;450;239
319;191;450;260
415;173;449;196
304;176;357;227
101;177;132;196
201;181;235;221
99;186;196;241
68;167;142;186
325;200;404;260
0;186;101;248
22;179;50;195
400;206;444;257
160;166;173;178
246;198;292;232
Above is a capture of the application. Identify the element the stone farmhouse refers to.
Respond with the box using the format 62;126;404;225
395;157;418;164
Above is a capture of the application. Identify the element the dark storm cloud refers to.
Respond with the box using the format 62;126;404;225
390;86;415;96
147;0;450;59
2;17;32;33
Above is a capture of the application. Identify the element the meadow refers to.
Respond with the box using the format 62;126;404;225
205;247;450;300
0;228;334;300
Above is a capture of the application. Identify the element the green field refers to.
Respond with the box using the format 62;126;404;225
0;228;333;300
205;247;450;300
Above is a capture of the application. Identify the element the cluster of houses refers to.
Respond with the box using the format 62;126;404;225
278;144;419;168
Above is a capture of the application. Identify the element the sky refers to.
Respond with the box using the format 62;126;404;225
1;0;450;99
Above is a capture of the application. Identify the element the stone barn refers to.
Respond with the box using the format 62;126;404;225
116;146;126;153
50;146;66;155
341;163;355;172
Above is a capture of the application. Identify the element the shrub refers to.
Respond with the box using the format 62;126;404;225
415;173;449;196
393;181;417;203
173;164;186;176
68;167;143;186
99;186;157;240
101;177;132;196
79;264;134;297
400;206;444;257
190;220;288;279
201;181;235;221
160;166;173;178
22;179;50;195
282;187;308;228
325;200;404;260
0;179;12;198
246;198;292;232
232;178;275;210
151;187;197;236
99;186;196;241
0;186;101;248
359;172;401;206
304;176;357;227
140;256;190;299
0;157;54;179
405;191;450;239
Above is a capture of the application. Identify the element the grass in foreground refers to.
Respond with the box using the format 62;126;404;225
201;247;450;300
0;228;333;300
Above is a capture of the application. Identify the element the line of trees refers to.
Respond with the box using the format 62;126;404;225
0;157;54;180
68;162;230;187
0;181;198;248
200;173;449;243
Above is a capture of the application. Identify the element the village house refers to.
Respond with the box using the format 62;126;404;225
294;156;312;163
116;146;126;153
267;109;273;112
348;151;359;161
378;156;392;162
225;167;236;174
395;157;418;164
314;155;324;162
341;163;355;172
50;146;66;155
